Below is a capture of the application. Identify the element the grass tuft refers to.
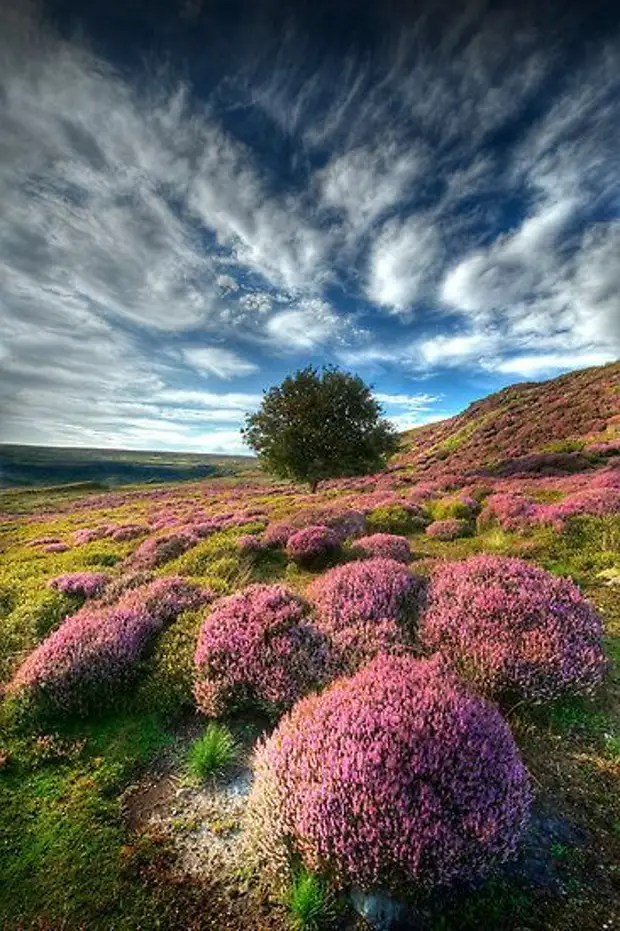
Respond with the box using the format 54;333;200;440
286;869;333;930
185;723;238;780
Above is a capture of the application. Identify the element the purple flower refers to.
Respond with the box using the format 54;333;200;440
247;655;531;892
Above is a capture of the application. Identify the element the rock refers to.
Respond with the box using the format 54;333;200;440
350;888;410;930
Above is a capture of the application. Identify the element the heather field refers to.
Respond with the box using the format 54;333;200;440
1;369;620;930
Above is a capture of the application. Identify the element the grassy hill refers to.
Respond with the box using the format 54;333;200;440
397;361;620;478
0;444;256;489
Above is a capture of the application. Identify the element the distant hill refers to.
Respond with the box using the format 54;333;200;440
0;444;256;489
396;361;620;479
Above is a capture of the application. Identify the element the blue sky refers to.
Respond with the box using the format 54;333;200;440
1;0;619;454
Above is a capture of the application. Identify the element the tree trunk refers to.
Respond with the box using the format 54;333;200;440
310;480;319;493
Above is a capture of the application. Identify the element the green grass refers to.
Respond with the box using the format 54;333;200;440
185;724;238;781
286;870;334;930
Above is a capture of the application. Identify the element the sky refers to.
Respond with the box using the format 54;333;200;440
0;0;618;455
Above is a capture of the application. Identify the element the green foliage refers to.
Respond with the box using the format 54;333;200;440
136;609;203;715
366;504;425;535
0;712;171;928
185;724;237;780
429;497;473;520
285;870;334;930
243;366;399;491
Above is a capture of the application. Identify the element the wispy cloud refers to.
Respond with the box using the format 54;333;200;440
1;2;618;450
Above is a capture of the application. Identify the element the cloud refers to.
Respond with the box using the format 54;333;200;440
265;301;342;350
366;216;441;313
183;346;258;378
488;350;617;379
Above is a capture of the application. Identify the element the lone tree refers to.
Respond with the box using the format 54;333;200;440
242;366;400;492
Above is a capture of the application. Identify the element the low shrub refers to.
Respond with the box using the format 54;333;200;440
194;584;331;718
8;577;213;721
263;522;295;548
366;504;425;535
308;558;421;635
429;496;476;520
246;654;531;892
286;526;341;570
48;572;110;599
419;555;606;702
425;518;471;541
352;533;411;563
129;532;196;570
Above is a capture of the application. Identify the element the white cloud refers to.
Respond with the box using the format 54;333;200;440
366;216;441;313
265;301;341;350
488;350;617;378
183;346;258;378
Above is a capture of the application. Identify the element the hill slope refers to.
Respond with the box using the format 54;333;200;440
397;361;620;479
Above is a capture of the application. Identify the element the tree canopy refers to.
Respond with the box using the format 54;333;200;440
242;366;400;491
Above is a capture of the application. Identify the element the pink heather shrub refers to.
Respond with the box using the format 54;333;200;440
237;534;268;554
99;570;155;605
9;577;213;718
44;542;71;553
477;493;537;533
27;536;62;548
286;525;341;569
307;559;421;673
72;526;112;546
353;533;411;563
194;584;331;718
425;518;470;541
263;522;295;548
420;555;606;702
247;655;531;892
129;532;196;570
48;572;110;599
110;524;148;542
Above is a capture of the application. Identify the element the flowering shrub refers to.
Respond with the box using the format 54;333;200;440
129;532;196;570
352;533;411;563
419;555;606;702
72;527;111;546
110;524;148;542
246;654;531;892
194;584;331;718
48;572;110;599
366;504;426;535
477;493;537;533
263;522;295;548
44;542;71;553
8;577;212;719
237;534;268;555
307;557;422;666
425;518;470;541
286;525;341;569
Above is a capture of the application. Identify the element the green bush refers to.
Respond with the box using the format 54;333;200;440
366;505;425;535
137;609;204;715
429;497;473;520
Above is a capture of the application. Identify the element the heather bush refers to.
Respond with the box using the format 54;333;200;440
425;518;471;541
194;584;331;718
366;504;425;535
129;532;196;570
8;577;213;721
352;533;411;563
420;555;606;702
477;493;536;533
263;522;295;548
246;655;531;893
48;572;110;599
307;558;421;635
237;534;269;555
286;526;341;570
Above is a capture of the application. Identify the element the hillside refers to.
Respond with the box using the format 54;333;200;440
0;444;256;489
397;361;620;478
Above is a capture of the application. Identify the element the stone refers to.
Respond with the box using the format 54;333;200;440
350;888;409;930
